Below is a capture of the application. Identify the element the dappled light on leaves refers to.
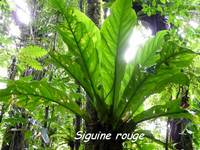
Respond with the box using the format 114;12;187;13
178;28;186;38
142;118;167;139
124;25;152;63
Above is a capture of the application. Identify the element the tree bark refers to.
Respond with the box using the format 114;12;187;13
74;86;82;150
84;122;123;150
170;87;193;150
9;127;25;150
0;104;5;123
84;0;102;149
91;139;123;150
133;2;169;35
1;107;27;150
1;57;26;150
87;0;102;26
79;0;83;12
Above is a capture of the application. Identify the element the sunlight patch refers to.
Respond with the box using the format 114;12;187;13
142;118;167;139
0;68;7;78
124;24;152;63
9;22;21;37
189;20;199;29
0;67;7;90
7;0;31;25
0;82;7;89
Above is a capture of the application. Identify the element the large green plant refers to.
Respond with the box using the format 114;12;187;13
0;0;198;148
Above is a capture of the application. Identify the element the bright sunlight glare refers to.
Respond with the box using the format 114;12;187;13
106;9;111;17
124;25;152;63
178;28;185;38
0;83;7;89
0;67;7;89
0;11;3;24
9;22;21;37
189;20;199;29
0;68;7;78
7;0;31;25
143;118;167;139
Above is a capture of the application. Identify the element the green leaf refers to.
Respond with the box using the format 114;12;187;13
136;30;168;67
132;99;193;123
0;79;89;121
152;0;156;7
19;46;47;58
100;0;137;112
18;46;47;70
160;0;166;4
48;0;67;14
157;5;163;13
0;49;10;67
114;31;168;119
115;36;196;124
49;1;109;120
50;7;101;100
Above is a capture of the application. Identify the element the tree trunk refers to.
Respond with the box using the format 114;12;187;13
42;106;49;148
79;0;83;12
84;128;123;150
74;85;82;150
0;104;5;123
1;107;27;150
87;0;102;26
170;87;193;150
68;140;74;150
9;128;25;150
1;57;25;150
74;114;81;150
133;2;169;35
85;0;102;149
91;139;123;150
